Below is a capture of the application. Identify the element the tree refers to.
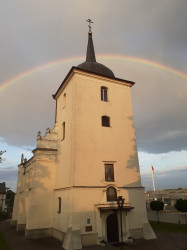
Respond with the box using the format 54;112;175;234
5;190;15;212
0;150;6;163
175;199;187;225
150;200;164;222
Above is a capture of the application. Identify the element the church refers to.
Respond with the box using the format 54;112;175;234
12;24;156;249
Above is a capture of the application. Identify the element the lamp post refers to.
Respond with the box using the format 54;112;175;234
117;196;125;250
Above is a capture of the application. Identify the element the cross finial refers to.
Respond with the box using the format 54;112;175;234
86;19;93;33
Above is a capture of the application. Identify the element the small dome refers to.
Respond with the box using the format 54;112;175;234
77;61;115;78
77;32;115;78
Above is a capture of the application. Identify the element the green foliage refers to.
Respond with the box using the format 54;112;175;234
5;190;15;209
175;199;187;212
0;211;9;221
175;199;187;225
0;232;11;250
150;200;164;222
100;239;107;245
150;221;187;234
150;200;164;211
0;150;6;163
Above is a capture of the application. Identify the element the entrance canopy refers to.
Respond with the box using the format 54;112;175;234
95;203;134;213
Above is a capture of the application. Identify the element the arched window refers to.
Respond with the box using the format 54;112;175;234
102;116;110;127
106;187;117;202
101;86;108;101
58;197;61;213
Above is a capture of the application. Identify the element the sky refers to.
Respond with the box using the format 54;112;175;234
0;0;187;192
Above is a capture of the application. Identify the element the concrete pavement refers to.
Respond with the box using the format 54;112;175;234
1;220;187;250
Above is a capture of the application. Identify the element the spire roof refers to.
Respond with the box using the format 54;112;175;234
77;31;115;78
86;32;96;62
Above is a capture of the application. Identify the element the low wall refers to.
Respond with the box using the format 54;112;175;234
148;211;186;224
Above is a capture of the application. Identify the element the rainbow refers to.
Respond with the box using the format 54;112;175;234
100;55;187;80
0;55;187;91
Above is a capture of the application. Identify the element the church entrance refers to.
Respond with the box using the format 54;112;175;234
106;213;119;243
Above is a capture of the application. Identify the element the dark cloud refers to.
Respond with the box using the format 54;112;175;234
1;1;187;76
110;60;187;154
131;69;187;153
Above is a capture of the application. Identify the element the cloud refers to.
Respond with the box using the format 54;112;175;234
141;166;187;191
138;150;187;174
0;168;18;192
0;58;187;155
159;130;187;140
108;60;187;153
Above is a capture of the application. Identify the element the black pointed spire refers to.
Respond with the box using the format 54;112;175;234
77;20;115;78
86;32;96;62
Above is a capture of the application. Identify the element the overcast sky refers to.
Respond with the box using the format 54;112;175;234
0;0;187;191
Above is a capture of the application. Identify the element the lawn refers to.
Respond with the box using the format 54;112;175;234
0;231;11;250
150;221;187;234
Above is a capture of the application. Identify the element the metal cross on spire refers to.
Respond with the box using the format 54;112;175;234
86;19;93;33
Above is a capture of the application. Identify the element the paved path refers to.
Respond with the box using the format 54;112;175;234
0;220;187;250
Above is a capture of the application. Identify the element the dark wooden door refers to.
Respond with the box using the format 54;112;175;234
107;213;119;243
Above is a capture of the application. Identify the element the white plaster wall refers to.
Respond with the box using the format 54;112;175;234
12;165;23;222
26;151;56;230
55;77;74;189
73;72;141;187
70;187;148;237
17;190;28;226
127;189;148;229
52;70;146;239
71;188;104;235
53;189;71;233
11;68;149;242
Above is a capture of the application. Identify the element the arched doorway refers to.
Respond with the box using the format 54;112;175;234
106;213;119;243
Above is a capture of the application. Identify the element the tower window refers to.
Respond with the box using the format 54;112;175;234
63;93;66;108
58;197;61;213
85;226;92;232
62;122;65;140
102;116;110;127
105;164;114;182
106;187;117;201
101;86;108;101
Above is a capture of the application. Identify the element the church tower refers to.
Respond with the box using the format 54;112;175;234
12;24;156;249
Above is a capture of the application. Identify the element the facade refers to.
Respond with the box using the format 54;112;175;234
12;31;155;248
0;182;7;211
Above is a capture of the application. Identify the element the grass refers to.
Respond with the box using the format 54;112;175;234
0;231;11;250
150;221;187;234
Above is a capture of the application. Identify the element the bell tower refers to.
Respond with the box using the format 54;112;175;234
12;21;156;249
52;23;155;248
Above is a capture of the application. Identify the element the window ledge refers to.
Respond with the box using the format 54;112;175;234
102;181;117;184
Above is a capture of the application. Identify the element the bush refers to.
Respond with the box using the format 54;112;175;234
175;199;187;225
5;190;15;213
150;200;164;222
0;211;9;221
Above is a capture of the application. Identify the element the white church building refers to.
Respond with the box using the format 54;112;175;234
12;27;155;248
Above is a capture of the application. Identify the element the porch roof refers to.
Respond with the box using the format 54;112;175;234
95;203;134;213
